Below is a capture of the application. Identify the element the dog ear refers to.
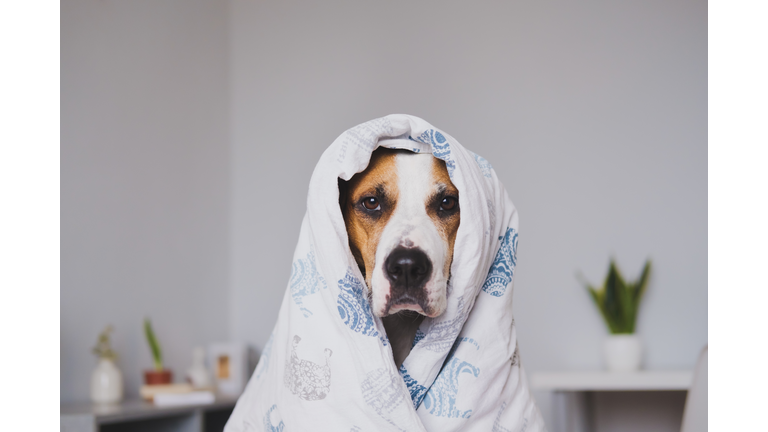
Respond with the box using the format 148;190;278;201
337;177;348;211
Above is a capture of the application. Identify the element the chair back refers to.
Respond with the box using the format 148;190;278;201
680;345;708;432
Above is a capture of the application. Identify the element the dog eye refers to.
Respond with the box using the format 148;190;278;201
440;196;457;211
362;197;380;211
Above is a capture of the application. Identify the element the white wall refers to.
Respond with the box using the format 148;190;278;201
228;0;706;428
61;0;230;402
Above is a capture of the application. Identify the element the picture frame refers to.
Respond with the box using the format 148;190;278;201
208;342;248;397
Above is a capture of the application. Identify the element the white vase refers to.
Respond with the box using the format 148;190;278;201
603;334;643;372
90;358;123;404
187;346;212;389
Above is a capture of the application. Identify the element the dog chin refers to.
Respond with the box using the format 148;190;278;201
388;303;426;315
382;297;446;319
370;276;448;319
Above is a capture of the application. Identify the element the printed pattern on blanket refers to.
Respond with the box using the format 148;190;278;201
486;199;497;239
289;250;326;317
399;364;428;409
492;402;512;432
422;356;480;419
419;296;471;352
414;129;456;178
471;151;494;179
262;405;284;432
482;227;519;297
337;268;384;341
223;114;546;432
283;336;332;401
493;400;532;432
412;328;426;347
361;368;410;431
336;117;394;164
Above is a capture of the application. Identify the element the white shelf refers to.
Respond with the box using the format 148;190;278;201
530;370;693;392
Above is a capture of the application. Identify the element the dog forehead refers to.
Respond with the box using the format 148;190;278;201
347;148;399;196
346;148;453;209
394;152;449;203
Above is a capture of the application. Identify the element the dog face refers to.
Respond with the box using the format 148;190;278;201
340;148;460;318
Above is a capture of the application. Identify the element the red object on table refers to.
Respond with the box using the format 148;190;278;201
144;369;173;385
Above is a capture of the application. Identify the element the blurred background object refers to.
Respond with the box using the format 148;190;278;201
90;325;123;404
143;318;172;385
582;259;651;372
680;346;708;432
61;0;706;430
187;347;213;390
208;342;249;397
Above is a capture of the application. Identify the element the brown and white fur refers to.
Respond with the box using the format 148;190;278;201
339;148;460;368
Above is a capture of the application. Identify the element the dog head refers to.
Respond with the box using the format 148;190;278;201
339;148;460;318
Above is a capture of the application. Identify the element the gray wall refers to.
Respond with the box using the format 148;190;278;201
61;0;230;402
228;0;706;428
61;0;707;428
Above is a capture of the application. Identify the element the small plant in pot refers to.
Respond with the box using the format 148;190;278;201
581;259;651;372
144;318;173;385
91;325;124;403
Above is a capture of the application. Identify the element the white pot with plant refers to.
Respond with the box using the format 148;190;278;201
90;325;123;404
582;259;651;372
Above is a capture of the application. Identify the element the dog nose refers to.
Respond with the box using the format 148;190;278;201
384;247;433;291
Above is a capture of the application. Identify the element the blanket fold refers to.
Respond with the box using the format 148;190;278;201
225;114;545;432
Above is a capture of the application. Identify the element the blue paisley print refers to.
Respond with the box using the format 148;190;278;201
412;328;426;348
415;129;456;179
289;250;326;317
399;364;428;409
263;404;285;432
337;268;382;339
482;227;518;297
472;152;493;178
422;357;480;418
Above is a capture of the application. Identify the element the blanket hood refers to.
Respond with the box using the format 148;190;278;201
226;114;545;432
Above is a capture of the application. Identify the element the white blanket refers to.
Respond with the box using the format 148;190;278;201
225;114;545;432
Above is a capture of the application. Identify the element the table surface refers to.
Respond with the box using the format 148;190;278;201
61;397;238;424
530;370;693;391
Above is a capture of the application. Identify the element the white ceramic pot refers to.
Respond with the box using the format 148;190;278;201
90;358;123;404
603;334;643;372
187;346;212;389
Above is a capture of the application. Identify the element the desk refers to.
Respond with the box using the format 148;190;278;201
531;371;693;432
60;397;238;432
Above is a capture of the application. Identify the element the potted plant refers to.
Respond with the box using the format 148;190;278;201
581;259;651;372
144;318;173;385
91;325;123;403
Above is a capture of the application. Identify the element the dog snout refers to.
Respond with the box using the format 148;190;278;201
384;247;433;292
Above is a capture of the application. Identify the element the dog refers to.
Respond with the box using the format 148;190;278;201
339;147;460;367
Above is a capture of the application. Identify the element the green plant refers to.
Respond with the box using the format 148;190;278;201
144;318;163;371
581;259;651;334
92;325;118;360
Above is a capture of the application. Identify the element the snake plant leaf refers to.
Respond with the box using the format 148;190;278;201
611;260;635;333
627;260;651;333
588;286;619;334
634;260;652;303
581;259;651;335
144;318;163;371
603;263;625;333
